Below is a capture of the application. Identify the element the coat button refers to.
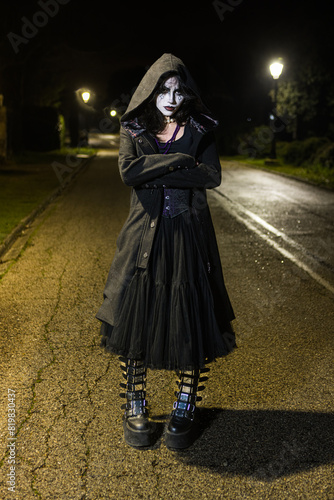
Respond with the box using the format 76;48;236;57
138;138;143;143
143;252;148;258
150;221;155;228
169;166;174;171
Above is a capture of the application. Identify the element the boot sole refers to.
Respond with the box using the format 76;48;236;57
123;419;156;448
165;423;198;450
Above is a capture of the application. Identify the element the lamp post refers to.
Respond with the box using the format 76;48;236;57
269;59;283;159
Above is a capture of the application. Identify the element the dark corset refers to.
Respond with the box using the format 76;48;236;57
162;188;190;218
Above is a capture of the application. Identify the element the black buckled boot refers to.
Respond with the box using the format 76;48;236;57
165;368;209;449
119;357;156;448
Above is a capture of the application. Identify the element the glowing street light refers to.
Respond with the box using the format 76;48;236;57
269;58;284;159
269;60;284;80
81;91;91;103
110;109;117;117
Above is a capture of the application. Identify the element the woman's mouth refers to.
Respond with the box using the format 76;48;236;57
164;106;175;112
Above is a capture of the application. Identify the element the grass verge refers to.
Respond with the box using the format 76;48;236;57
0;148;96;245
221;155;334;190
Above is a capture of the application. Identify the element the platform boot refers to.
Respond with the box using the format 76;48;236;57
165;368;209;449
119;357;156;448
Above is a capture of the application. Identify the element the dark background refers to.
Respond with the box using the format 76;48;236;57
1;0;333;152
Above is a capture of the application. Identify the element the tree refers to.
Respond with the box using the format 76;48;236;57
272;40;334;140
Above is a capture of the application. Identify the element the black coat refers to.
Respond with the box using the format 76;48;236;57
96;54;235;328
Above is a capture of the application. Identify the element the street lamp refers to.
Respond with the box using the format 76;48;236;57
269;61;284;80
81;91;91;104
269;58;284;159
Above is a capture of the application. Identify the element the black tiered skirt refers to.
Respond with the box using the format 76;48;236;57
100;211;236;370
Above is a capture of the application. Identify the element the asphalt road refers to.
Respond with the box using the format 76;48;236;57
87;132;120;149
216;161;334;294
0;153;333;499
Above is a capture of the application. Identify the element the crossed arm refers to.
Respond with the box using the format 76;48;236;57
118;128;221;189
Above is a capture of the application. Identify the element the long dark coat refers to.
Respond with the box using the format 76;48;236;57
96;54;235;337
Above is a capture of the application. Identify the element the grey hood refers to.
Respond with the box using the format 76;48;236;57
120;53;218;136
121;53;212;122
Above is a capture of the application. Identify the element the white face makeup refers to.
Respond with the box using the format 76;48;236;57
156;76;185;117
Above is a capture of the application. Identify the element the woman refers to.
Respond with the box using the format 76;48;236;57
96;53;236;449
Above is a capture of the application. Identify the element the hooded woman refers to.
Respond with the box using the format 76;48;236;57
96;53;236;449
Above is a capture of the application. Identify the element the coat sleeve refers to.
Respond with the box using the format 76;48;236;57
118;127;196;187
138;131;221;189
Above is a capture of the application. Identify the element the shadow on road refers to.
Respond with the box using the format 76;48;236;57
174;408;334;481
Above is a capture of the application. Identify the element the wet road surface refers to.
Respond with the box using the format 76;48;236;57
216;161;334;294
0;154;333;499
87;132;120;150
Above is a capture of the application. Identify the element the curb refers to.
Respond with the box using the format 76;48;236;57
0;154;96;262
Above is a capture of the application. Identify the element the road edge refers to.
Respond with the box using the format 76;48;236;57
220;158;334;192
0;154;96;263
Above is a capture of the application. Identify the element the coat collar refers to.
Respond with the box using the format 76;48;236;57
122;113;218;138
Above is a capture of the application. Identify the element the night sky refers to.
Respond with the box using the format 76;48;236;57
1;0;333;137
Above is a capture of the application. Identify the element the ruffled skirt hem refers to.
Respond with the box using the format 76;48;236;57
98;211;236;371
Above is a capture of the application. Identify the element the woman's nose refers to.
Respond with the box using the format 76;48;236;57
168;91;176;104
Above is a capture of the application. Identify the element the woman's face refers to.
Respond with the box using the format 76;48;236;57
156;77;185;118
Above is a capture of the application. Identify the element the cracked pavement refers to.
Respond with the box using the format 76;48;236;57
0;153;333;499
